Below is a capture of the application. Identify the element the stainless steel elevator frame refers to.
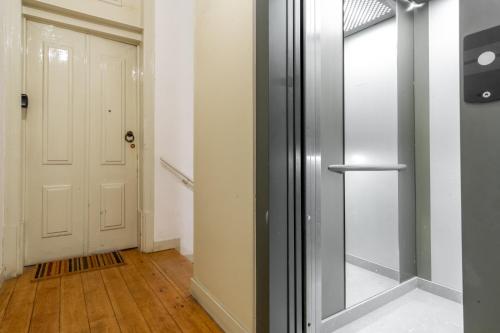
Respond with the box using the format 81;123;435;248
257;0;303;332
460;0;500;330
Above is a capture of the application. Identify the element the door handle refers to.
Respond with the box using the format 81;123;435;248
328;164;407;174
21;94;29;108
125;131;135;143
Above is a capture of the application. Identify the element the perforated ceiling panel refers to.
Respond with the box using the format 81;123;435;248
344;0;395;37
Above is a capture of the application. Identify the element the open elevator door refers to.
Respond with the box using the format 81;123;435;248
260;0;417;331
304;0;346;325
303;0;417;331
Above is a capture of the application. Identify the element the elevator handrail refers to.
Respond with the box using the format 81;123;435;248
160;157;194;190
328;164;407;174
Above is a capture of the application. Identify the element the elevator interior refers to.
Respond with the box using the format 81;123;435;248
304;0;464;331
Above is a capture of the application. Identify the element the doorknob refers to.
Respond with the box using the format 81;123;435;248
124;131;135;143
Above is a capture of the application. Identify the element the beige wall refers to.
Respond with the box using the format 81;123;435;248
193;0;255;331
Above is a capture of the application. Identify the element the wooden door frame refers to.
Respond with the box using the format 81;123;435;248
3;1;156;277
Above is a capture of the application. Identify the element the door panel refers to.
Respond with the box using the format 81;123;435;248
100;56;126;164
42;185;73;237
42;44;74;164
100;183;126;231
88;35;138;253
25;21;86;264
26;21;139;264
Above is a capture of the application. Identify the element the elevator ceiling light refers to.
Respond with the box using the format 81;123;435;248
344;0;395;37
405;0;425;11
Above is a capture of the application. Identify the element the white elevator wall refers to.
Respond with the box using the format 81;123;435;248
429;0;462;292
344;19;400;272
154;0;195;256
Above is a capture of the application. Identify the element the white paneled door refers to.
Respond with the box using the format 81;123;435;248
25;22;87;265
88;35;138;254
25;21;138;265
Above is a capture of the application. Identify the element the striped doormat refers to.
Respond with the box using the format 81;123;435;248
32;251;125;281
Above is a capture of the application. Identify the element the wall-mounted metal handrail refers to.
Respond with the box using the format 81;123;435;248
328;164;407;174
160;157;194;189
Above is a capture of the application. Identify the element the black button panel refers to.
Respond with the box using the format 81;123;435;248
464;25;500;103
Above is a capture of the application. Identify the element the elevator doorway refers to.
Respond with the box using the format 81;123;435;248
303;0;416;330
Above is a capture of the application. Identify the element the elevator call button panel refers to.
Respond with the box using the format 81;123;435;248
464;25;500;103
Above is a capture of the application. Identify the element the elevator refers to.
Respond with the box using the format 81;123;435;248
262;0;500;331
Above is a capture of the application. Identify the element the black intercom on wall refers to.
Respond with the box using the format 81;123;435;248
464;25;500;103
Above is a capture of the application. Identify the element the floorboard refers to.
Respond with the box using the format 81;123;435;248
100;267;151;332
123;250;217;333
81;271;121;333
118;262;181;332
0;279;17;321
0;269;37;333
150;250;193;298
0;249;222;333
29;277;60;332
61;274;91;332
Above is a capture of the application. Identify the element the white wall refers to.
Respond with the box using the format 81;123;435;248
429;0;463;292
154;0;195;256
0;0;22;279
344;19;400;271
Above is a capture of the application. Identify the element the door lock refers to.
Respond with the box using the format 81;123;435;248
125;131;135;143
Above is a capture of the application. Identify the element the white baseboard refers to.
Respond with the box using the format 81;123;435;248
417;278;463;304
191;278;249;333
346;254;400;281
140;210;155;253
153;238;180;252
322;277;418;332
322;277;462;332
3;223;22;277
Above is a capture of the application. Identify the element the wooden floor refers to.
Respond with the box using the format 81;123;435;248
0;249;223;332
